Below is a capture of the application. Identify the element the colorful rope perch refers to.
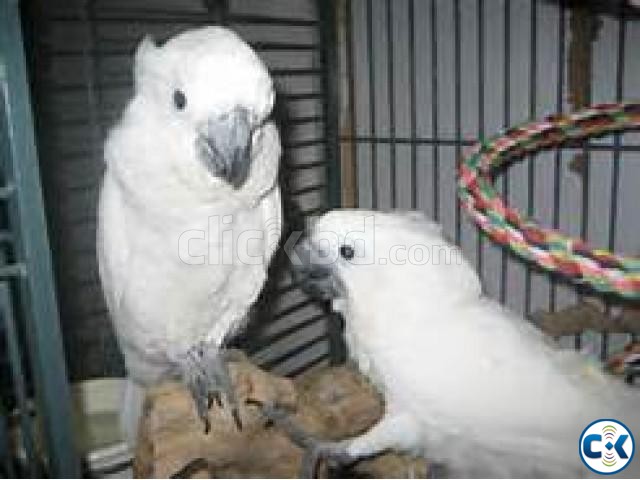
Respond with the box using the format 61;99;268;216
458;102;640;299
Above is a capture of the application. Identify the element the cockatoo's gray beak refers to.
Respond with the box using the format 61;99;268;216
198;107;252;188
290;236;345;301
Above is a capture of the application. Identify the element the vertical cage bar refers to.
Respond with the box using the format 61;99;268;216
367;0;378;208
203;0;229;23
550;0;566;313
0;282;37;476
386;0;396;208
346;0;358;206
0;1;80;476
0;405;13;478
431;0;440;221
409;0;417;209
576;8;593;351
476;0;485;279
454;0;462;245
80;0;103;166
525;0;537;316
320;0;342;210
499;0;511;305
319;0;346;364
603;6;627;361
608;8;626;268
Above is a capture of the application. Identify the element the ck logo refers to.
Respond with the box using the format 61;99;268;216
579;419;635;475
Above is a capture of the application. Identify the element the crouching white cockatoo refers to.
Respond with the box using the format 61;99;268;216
97;27;281;443
264;209;639;478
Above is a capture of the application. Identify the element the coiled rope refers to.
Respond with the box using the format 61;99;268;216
458;102;640;299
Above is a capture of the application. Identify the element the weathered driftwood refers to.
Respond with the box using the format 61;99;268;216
534;297;640;336
134;354;429;478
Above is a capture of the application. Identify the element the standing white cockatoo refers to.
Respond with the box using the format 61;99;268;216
97;27;281;442
267;209;639;478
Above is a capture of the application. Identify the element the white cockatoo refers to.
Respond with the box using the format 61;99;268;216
266;209;639;478
97;27;281;442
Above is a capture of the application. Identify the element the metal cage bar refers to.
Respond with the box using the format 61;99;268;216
524;0;538;317
430;0;440;222
319;0;347;364
408;0;417;209
499;0;511;305
476;0;485;281
0;281;38;476
0;0;80;476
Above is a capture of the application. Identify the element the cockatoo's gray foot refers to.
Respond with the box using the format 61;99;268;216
256;402;355;478
182;343;242;433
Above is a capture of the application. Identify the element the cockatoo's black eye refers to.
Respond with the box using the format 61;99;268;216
339;244;355;260
173;90;187;110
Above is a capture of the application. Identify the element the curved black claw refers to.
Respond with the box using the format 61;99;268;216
170;458;210;479
300;441;352;478
254;401;354;478
182;343;243;432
